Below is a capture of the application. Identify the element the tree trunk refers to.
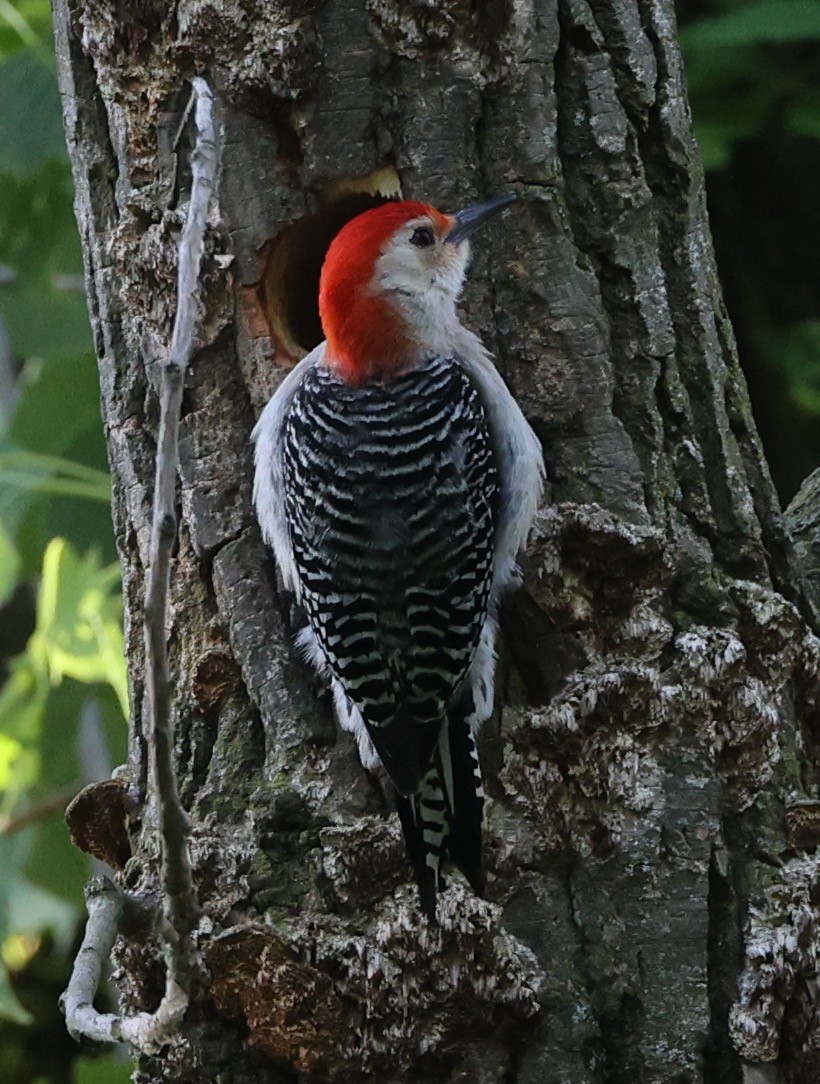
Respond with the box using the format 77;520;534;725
52;0;820;1081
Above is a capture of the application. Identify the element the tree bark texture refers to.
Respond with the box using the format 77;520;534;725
52;0;820;1081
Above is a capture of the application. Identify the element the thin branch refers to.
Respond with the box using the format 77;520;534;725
61;76;218;1053
0;449;112;484
61;879;182;1052
0;471;111;502
143;73;217;1004
0;786;79;836
61;878;126;1044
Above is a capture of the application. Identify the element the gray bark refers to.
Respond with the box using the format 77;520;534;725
52;0;820;1081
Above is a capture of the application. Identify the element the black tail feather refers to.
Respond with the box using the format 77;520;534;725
395;785;440;922
444;707;485;898
367;710;441;797
394;702;484;920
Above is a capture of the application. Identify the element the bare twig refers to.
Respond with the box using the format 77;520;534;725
61;879;181;1052
61;77;218;1051
61;878;126;1044
172;87;196;153
143;72;217;1009
0;786;79;836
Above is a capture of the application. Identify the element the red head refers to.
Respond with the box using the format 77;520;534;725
318;201;454;384
317;194;516;384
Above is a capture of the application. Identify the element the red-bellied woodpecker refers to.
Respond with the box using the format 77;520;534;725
253;195;544;919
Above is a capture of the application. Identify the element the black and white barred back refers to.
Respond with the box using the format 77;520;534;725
281;355;497;914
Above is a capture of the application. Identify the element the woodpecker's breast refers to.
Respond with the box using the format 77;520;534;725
281;354;498;730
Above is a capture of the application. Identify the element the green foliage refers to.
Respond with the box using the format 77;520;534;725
0;839;34;1025
680;0;820;170
0;36;112;566
0;160;92;359
33;538;126;714
0;518;18;605
72;1056;133;1084
0;451;110;506
680;0;820;444
0;961;31;1025
681;0;820;49
755;321;820;416
0;537;126;769
0;540;126;1018
0;1;126;1066
0;0;52;59
0;44;65;175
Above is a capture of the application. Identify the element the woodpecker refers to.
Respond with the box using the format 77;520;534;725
253;195;543;919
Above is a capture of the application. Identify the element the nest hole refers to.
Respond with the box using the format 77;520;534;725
258;167;401;360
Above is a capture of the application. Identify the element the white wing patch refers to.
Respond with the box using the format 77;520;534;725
252;344;326;596
454;329;545;605
456;330;545;733
295;625;380;770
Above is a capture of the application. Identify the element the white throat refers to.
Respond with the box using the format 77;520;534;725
370;233;471;359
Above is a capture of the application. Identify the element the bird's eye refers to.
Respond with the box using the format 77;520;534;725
409;226;435;248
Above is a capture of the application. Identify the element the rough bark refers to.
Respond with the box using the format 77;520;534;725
52;0;820;1081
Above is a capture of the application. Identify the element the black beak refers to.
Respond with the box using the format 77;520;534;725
444;193;517;245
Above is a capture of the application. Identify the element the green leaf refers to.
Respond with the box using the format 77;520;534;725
0;45;65;176
0;1;53;60
1;346;113;569
0;657;48;745
681;0;820;49
0;536;126;820
0;961;31;1024
30;676;84;796
0;658;45;818
0;732;38;796
0;155;103;566
33;539;127;715
9;350;106;458
0;451;111;503
0;517;19;606
73;1055;134;1084
0;160;81;281
692;122;742;172
0;834;33;1025
7;875;76;952
788;88;820;139
0;281;91;362
0;537;126;815
23;686;124;903
23;810;87;904
755;321;820;416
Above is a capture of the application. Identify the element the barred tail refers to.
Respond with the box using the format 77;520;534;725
394;704;485;921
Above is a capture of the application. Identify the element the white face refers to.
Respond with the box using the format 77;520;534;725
368;216;471;354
